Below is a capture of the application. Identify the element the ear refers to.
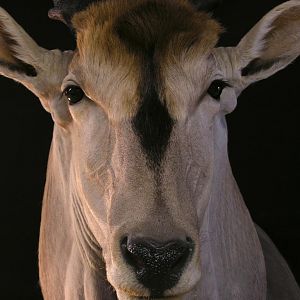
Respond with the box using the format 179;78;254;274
235;0;300;88
0;8;73;124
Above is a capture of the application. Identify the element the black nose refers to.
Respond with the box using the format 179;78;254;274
121;237;194;296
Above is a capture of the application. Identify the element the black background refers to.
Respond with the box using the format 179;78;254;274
0;0;299;299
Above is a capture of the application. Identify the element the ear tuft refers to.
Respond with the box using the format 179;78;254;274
0;8;37;77
236;0;300;84
0;60;37;77
241;58;279;77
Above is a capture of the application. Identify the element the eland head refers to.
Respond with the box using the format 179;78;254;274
0;0;300;299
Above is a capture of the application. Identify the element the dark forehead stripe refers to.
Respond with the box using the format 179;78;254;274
113;0;221;168
115;1;196;167
115;1;202;53
133;57;174;168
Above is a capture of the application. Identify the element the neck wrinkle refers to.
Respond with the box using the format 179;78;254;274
186;114;267;299
72;191;106;275
38;127;74;298
40;127;116;299
195;159;267;300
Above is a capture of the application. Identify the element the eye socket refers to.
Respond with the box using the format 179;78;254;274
207;80;229;101
63;85;85;105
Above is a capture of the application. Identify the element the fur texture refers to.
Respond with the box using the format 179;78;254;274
0;1;299;299
72;0;222;120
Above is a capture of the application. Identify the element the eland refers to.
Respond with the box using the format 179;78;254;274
0;0;300;299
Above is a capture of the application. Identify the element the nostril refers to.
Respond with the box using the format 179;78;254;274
121;237;147;270
120;237;128;252
186;236;193;244
120;236;194;294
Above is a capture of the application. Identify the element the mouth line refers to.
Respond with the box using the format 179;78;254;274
119;288;184;299
128;297;180;300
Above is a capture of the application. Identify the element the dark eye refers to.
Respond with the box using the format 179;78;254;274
63;85;85;105
207;80;229;100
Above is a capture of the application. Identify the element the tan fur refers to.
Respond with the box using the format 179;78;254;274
262;6;300;60
1;1;300;299
71;0;222;120
0;18;29;70
0;30;17;64
0;10;40;70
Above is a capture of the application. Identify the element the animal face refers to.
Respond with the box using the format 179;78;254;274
63;2;224;296
0;0;300;299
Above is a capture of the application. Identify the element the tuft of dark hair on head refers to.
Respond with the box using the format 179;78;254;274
189;0;222;13
49;0;101;28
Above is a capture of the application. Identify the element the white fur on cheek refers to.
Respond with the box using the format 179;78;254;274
220;88;237;114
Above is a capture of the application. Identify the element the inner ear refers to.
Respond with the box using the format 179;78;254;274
0;20;37;77
241;57;279;77
232;0;300;86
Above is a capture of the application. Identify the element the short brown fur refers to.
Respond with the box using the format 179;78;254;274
263;6;300;59
0;20;36;76
71;0;222;119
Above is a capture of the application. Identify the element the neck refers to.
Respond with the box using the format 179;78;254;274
38;127;73;298
39;122;267;300
39;127;116;299
187;116;267;299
